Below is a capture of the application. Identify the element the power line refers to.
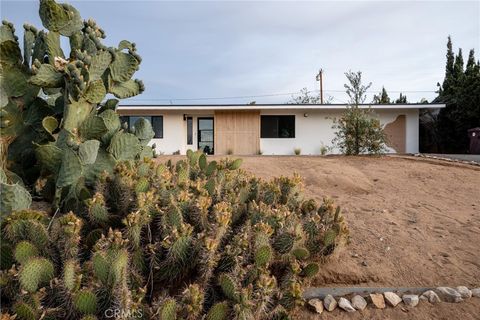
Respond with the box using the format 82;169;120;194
127;88;437;102
127;91;308;101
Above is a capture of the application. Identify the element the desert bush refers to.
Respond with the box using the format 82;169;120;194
332;106;387;155
0;151;349;319
319;144;330;156
332;71;387;155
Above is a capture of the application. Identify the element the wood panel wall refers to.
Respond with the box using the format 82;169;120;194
384;115;406;153
214;111;260;155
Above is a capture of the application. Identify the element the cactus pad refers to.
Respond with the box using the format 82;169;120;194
160;298;177;320
206;302;229;320
84;80;106;104
63;259;78;291
74;289;98;315
205;178;215;196
255;245;272;267
228;159;242;170
39;0;83;36
29;63;63;87
198;153;207;170
107;132;141;161
13;301;37;320
135;177;150;194
56;148;82;188
79;140;100;165
219;274;237;301
301;263;319;278
19;257;54;292
0;181;32;217
292;247;310;261
14;241;39;264
323;229;338;247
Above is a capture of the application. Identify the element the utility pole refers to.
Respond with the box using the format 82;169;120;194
315;69;324;104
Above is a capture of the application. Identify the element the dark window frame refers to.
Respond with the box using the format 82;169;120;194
119;115;163;139
197;117;214;155
186;117;193;145
260;115;295;138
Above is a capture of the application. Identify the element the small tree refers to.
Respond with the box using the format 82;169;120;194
288;87;320;104
332;71;387;155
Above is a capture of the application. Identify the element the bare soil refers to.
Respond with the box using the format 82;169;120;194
159;155;480;319
246;155;480;319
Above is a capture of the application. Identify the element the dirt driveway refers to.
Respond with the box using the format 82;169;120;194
158;155;480;318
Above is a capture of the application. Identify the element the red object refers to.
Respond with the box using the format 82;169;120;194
468;127;480;154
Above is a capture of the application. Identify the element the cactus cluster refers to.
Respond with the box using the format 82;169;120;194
1;151;349;319
1;0;152;214
1;1;350;319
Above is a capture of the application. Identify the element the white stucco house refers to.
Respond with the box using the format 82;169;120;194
117;103;445;155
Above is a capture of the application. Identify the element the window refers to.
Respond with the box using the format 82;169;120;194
261;115;295;138
120;116;129;127
151;116;163;139
119;116;163;138
198;118;214;155
186;117;193;145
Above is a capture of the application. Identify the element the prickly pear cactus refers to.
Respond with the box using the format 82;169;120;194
0;1;351;318
0;152;349;319
0;168;32;217
1;0;153;212
82;152;348;318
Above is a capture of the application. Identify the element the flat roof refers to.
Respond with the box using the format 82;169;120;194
117;103;445;111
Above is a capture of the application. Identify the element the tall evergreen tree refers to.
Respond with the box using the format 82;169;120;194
453;48;465;87
372;87;391;104
465;49;476;76
395;93;408;103
441;36;455;95
431;38;480;153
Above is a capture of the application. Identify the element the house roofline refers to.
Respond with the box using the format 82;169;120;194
117;103;445;111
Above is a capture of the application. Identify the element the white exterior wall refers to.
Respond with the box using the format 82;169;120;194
117;104;437;156
147;110;213;155
260;108;420;155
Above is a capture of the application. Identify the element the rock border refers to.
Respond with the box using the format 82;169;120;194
305;286;479;314
414;153;480;166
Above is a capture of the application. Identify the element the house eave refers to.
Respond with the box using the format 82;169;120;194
117;103;446;111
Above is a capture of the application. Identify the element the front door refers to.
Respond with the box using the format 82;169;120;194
198;117;214;154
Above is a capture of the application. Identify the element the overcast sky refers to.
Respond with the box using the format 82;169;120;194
2;0;479;104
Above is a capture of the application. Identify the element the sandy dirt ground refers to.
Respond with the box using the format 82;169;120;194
159;154;480;319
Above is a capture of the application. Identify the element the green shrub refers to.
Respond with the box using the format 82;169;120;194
332;106;387;155
331;71;387;155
